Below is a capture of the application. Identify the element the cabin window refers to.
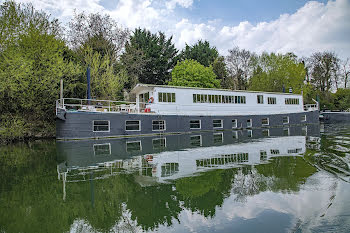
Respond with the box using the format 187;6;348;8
271;149;280;154
93;120;110;132
152;138;166;149
190;135;202;147
301;115;307;122
285;98;299;105
152;120;166;131
260;150;267;160
262;129;270;137
257;95;264;104
247;119;252;128
192;94;246;104
213;119;223;128
190;120;201;129
288;148;302;154
213;133;223;144
283;128;290;136
126;141;142;152
232;119;237;128
93;143;111;156
261;118;269;126
158;92;175;103
283;116;289;124
268;97;277;104
247;130;253;138
233;131;238;139
125;120;140;131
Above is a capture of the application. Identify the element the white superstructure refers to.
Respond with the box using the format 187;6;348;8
132;84;307;116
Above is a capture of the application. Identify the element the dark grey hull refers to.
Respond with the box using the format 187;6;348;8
56;110;319;140
320;112;350;123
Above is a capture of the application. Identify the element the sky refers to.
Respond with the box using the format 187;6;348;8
13;0;350;59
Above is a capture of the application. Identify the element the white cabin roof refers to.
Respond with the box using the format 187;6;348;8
131;83;301;96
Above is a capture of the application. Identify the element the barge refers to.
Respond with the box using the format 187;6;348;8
56;84;319;140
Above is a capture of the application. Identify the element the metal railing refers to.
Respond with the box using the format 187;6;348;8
303;99;319;112
56;98;150;114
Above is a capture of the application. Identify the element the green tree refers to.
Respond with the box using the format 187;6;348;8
122;28;178;85
168;59;220;88
180;40;218;67
249;52;305;93
212;56;228;86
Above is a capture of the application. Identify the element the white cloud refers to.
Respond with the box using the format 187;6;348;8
13;0;350;59
166;0;194;10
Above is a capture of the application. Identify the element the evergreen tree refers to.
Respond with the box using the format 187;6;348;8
180;40;218;67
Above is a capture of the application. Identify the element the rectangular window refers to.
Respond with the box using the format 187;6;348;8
301;115;306;122
283;116;289;124
232;119;237;128
261;118;269;126
159;92;176;103
193;94;196;103
247;119;252;128
152;120;166;131
271;149;280;154
288;148;302;154
190;120;201;129
260;150;267;160
213;133;223;144
285;98;300;105
213;119;223;128
93;143;111;156
190;135;202;147
93;120;110;132
125;120;140;131
262;129;270;137
126;141;142;152
268;97;277;104
257;95;264;104
232;131;238;139
247;130;253;138
283;128;290;136
152;138;166;149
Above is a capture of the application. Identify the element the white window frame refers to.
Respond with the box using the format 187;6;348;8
283;116;289;124
213;119;223;129
283;128;290;136
93;120;110;132
93;143;111;156
126;141;142;152
232;119;238;128
257;95;264;104
213;132;223;143
232;131;238;139
190;135;202;147
190;119;201;129
262;129;270;137
152;120;166;131
247;130;253;138
261;118;269;126
247;119;252;128
125;120;141;131
152;138;166;149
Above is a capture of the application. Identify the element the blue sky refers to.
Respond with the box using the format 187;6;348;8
15;0;350;59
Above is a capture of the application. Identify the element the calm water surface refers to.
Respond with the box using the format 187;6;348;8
0;124;350;233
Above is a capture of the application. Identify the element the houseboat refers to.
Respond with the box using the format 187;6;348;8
56;84;319;140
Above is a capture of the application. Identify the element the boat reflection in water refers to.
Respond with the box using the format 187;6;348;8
55;124;350;233
57;125;317;184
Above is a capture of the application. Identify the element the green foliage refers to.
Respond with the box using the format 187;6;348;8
332;88;350;111
180;40;218;67
249;52;305;93
169;59;220;88
122;28;178;85
212;56;228;85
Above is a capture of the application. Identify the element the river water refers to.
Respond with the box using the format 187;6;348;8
0;124;350;233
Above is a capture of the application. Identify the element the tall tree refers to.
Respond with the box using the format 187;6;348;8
340;58;350;89
249;52;305;93
68;12;129;61
180;40;218;67
225;46;256;90
211;56;228;86
168;59;220;88
122;28;178;85
306;52;340;92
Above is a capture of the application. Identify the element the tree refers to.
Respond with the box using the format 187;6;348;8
306;52;340;92
168;59;220;88
180;40;218;67
122;28;178;85
225;46;256;90
211;56;228;86
68;12;129;61
340;58;350;89
248;52;305;93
